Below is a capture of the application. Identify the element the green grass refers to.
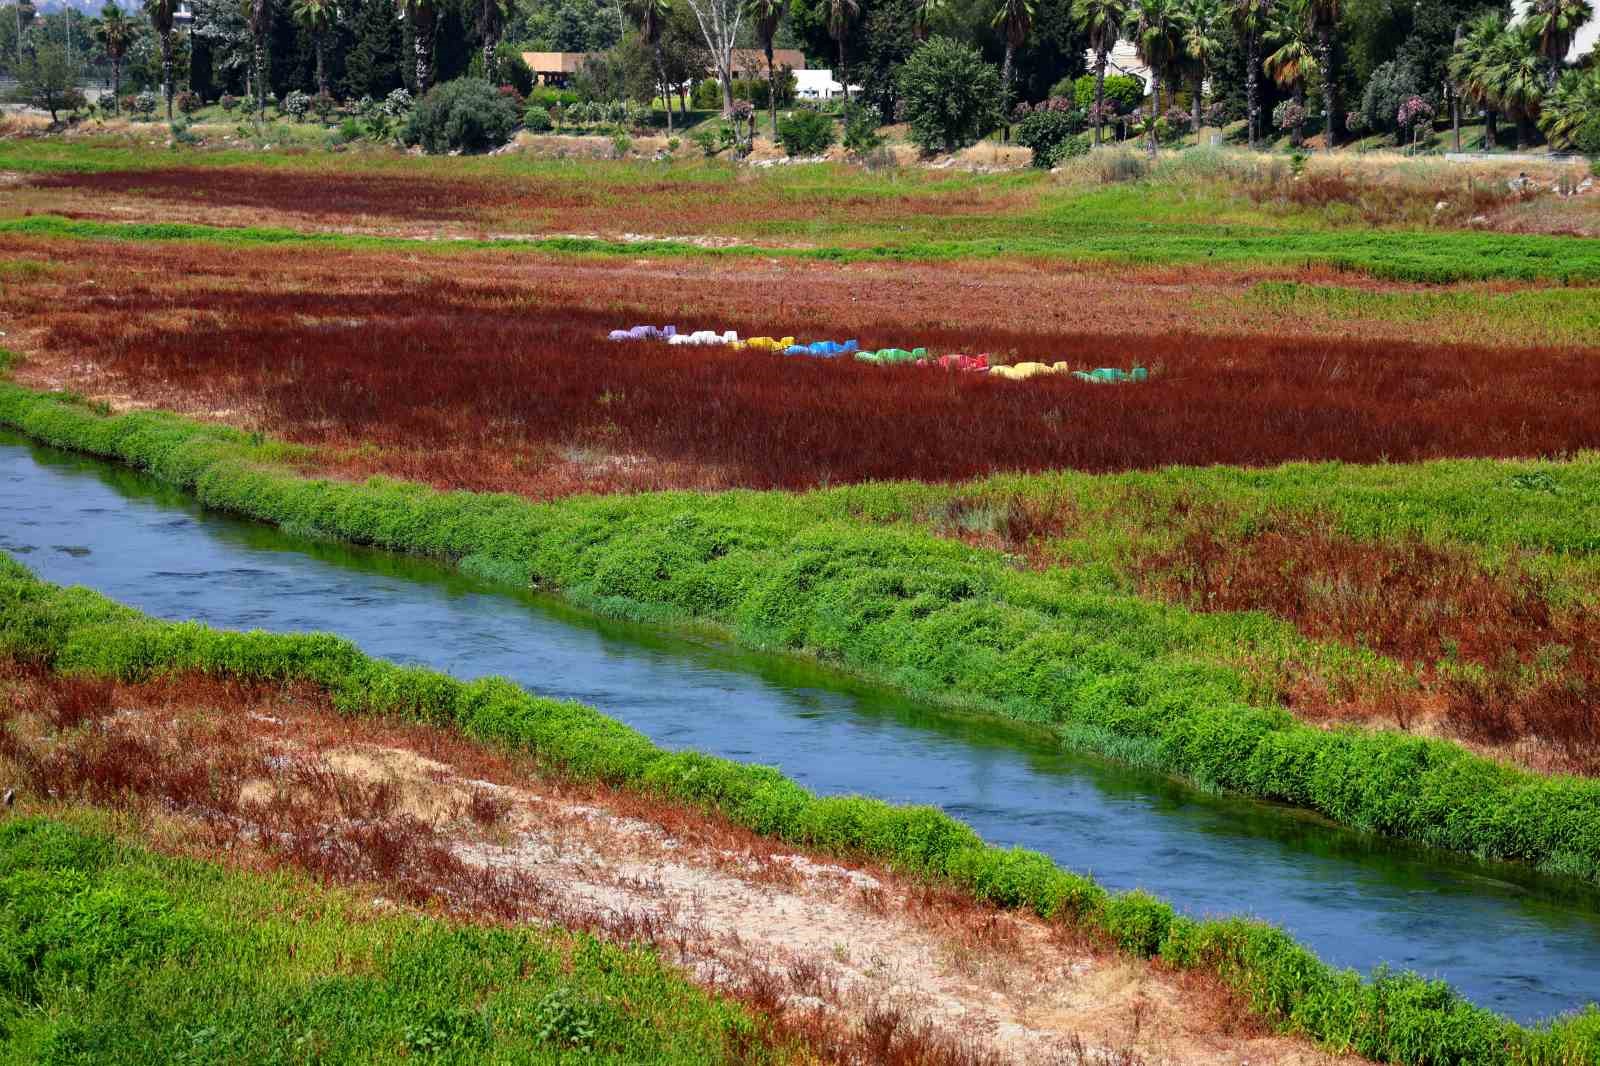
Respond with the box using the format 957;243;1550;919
1229;280;1600;346
0;813;789;1065
4;377;1600;890
2;557;1598;1066
4;138;1600;282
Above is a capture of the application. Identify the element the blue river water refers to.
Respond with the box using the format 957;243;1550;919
3;430;1597;1022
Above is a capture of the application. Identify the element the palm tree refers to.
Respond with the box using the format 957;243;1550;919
249;0;271;120
630;0;674;132
1482;20;1546;148
397;0;438;95
1073;0;1128;144
290;0;334;98
1526;0;1593;86
142;0;176;118
1262;0;1311;145
1133;0;1185;127
477;0;511;84
827;0;857;100
745;0;786;137
1230;0;1270;146
1307;0;1341;145
1538;64;1600;146
1180;0;1223;131
911;0;944;39
93;2;133;111
992;0;1037;101
1451;12;1506;149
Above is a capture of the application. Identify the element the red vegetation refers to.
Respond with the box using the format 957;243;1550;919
1137;503;1600;771
32;268;1600;494
30;167;521;222
26;165;1033;235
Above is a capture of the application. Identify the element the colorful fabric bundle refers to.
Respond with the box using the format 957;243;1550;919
988;361;1071;380
920;353;990;371
608;325;678;341
1071;366;1149;383
856;347;927;364
667;330;741;346
783;340;859;357
740;336;797;351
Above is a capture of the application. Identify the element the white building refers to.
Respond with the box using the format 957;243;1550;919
1080;41;1152;96
794;69;861;101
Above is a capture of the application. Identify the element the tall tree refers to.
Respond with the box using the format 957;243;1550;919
289;0;333;96
1230;0;1269;145
1482;19;1544;148
745;0;786;135
93;2;134;108
341;0;400;95
1306;0;1340;144
1526;0;1592;86
1262;0;1310;143
682;0;747;111
828;0;857;98
142;0;176;117
398;0;437;93
1180;0;1222;129
992;0;1036;98
912;0;942;37
1449;11;1505;148
629;0;673;130
248;0;270;116
1073;0;1128;143
477;0;509;80
1133;0;1185;120
1538;63;1600;146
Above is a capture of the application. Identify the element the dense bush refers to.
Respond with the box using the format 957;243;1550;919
174;90;202;115
1071;73;1145;114
899;37;1003;153
523;105;553;132
1016;108;1087;167
527;86;578;110
382;87;413;117
401;78;519;154
776;109;836;155
219;93;239;112
1360;57;1422;137
841;102;884;153
281;89;311;121
495;43;535;96
132;91;157;117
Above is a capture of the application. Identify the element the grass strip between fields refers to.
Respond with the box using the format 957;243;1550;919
0;813;792;1064
7;212;1600;283
6;559;1600;1065
3;376;1600;890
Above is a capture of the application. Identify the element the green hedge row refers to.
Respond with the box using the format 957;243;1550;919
2;555;1596;1065
3;381;1599;889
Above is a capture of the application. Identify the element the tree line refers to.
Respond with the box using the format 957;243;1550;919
4;0;1596;151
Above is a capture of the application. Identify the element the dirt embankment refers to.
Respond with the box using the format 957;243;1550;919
0;666;1359;1066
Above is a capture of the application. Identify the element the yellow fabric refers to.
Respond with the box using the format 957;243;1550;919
742;336;796;351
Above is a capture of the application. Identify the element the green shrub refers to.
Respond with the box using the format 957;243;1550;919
841;102;884;153
1015;109;1087;168
690;126;721;156
523;105;553;132
1070;73;1144;113
401;78;519;155
527;86;578;110
495;43;535;96
173;90;202;115
898;37;1004;153
776;109;836;155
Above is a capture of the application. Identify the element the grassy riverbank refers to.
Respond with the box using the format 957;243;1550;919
3;378;1599;890
0;814;804;1065
4;555;1599;1065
